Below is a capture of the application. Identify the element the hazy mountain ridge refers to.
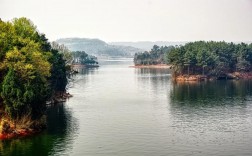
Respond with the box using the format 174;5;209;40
55;39;251;57
109;41;187;51
56;38;143;57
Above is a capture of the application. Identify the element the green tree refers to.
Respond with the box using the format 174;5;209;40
134;45;173;65
0;17;69;120
165;41;252;77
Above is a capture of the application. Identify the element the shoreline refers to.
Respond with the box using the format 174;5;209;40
0;116;46;140
48;92;73;104
0;92;73;140
129;64;171;69
0;127;41;140
174;72;252;82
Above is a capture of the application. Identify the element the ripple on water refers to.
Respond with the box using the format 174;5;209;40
1;60;252;156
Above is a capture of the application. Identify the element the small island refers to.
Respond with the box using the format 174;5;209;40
134;41;252;81
71;51;99;70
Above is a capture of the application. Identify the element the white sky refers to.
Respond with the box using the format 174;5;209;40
1;0;252;42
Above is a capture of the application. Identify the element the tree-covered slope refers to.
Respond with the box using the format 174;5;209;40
56;38;143;57
110;41;186;51
134;45;174;65
166;41;252;77
0;17;69;128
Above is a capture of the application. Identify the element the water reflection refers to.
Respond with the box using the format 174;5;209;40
1;60;252;156
77;67;99;75
135;68;171;77
170;80;252;107
135;68;171;95
169;80;252;147
0;103;78;156
99;58;133;66
68;68;99;90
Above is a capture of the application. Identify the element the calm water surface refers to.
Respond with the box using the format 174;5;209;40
1;58;252;156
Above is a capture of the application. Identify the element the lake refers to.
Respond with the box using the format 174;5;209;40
1;58;252;156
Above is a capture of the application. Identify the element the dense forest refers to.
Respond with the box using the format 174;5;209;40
0;18;69;137
167;41;252;77
134;45;174;65
135;41;252;79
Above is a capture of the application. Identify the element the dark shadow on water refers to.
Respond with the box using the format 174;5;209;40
0;103;78;156
170;80;252;109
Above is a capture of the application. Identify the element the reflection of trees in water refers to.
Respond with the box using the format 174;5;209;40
135;68;171;76
76;67;99;75
68;68;98;89
0;103;78;156
170;80;252;108
135;68;171;94
169;80;252;139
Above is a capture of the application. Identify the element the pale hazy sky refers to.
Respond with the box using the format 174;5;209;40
1;0;252;42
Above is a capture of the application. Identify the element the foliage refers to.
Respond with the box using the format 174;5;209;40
72;51;98;65
166;41;252;76
0;17;68;119
51;41;73;64
134;45;174;65
48;49;68;95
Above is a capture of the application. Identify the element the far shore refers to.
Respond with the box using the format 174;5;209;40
129;64;171;69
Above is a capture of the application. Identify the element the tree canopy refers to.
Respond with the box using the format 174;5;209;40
134;45;174;65
72;51;98;65
0;18;69;119
166;41;252;76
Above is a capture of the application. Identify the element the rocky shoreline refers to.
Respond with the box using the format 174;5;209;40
0;116;46;140
0;92;73;140
174;72;252;82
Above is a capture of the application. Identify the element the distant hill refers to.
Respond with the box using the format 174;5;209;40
56;38;143;57
109;41;187;51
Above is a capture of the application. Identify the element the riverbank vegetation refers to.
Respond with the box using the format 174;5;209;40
0;18;70;139
167;41;252;80
134;41;252;80
134;45;174;65
72;51;99;67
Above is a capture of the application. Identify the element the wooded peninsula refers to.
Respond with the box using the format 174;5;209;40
0;18;97;139
134;41;252;81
